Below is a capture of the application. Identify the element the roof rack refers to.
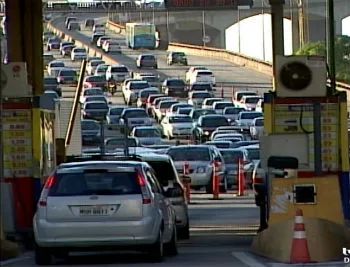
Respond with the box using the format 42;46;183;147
65;154;143;163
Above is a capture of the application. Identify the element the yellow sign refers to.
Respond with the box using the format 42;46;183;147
1;108;33;178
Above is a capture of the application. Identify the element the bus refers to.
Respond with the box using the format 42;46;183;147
125;22;156;49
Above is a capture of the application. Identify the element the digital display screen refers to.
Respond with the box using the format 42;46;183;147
164;0;254;9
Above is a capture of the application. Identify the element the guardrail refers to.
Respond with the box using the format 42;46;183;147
105;20;350;91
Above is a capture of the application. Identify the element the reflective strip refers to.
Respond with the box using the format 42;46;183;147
295;216;304;224
293;231;306;239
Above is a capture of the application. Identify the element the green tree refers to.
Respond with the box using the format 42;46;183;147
295;35;350;83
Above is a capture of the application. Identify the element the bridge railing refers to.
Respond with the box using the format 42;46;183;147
105;19;350;92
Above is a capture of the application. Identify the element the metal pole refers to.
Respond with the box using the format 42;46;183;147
326;0;336;94
313;102;322;175
238;8;241;53
166;11;170;41
0;35;3;182
202;10;206;47
269;0;285;88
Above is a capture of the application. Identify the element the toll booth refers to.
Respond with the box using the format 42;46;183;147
252;91;350;263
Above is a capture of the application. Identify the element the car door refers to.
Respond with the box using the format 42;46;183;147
145;169;172;242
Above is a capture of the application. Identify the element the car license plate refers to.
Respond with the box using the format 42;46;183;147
79;206;109;216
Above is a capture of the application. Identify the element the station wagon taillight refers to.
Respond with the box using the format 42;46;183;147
39;175;55;207
137;173;152;204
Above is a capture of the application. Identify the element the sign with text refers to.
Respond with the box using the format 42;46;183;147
1;62;31;97
164;0;253;10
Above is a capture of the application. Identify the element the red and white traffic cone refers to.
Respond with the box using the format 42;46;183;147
290;209;311;263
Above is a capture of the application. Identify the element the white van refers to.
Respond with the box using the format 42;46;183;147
189;69;216;86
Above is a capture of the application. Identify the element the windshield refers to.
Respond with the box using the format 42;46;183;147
86;96;106;102
225;108;244;114
167;80;185;87
49;171;141;196
169;116;192;123
86;76;104;82
192;84;212;91
74;48;86;53
124;110;148;118
109;108;124;115
81;121;100;130
84;89;103;96
91;60;105;67
246;148;260;160
44;78;58;84
111;66;128;73
192;109;216;119
192;92;211;99
85;103;108;109
106;138;137;147
160;101;178;109
221;150;244;164
50;62;64;68
168;147;210;161
241;113;263;120
60;70;76;76
130;82;149;90
201;117;229;127
134;128;161;137
215;102;235;109
142;76;157;83
245;97;261;104
255;119;264;126
140;89;159;98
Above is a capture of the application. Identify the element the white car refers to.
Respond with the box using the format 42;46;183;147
185;66;208;83
201;97;224;109
123;80;150;105
130;126;162;146
102;40;122;54
47;60;65;77
33;161;177;265
86;59;105;76
250;117;264;140
240;95;263;111
189;69;215;86
96;36;110;48
71;47;87;61
154;99;179;122
188;91;213;108
166;102;192;117
212;101;235;114
235;111;263;130
161;114;194;139
106;65;130;82
94;64;110;79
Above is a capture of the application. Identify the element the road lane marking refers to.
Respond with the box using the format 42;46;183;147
270;262;347;266
232;252;267;267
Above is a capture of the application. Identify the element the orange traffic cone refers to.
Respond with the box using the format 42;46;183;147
237;158;245;196
290;209;311;263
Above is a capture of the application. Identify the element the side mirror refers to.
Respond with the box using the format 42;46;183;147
164;187;183;198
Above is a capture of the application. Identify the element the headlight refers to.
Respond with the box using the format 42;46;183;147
204;131;209;135
197;167;206;173
227;118;231;122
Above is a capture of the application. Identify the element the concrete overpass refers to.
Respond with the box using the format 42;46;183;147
109;0;350;48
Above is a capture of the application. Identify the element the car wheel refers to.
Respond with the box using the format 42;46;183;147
34;243;52;265
148;229;164;262
164;226;178;256
178;223;190;240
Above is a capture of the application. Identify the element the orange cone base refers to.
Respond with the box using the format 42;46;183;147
290;239;311;263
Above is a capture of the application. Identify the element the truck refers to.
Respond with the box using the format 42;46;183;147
54;99;82;156
125;22;156;49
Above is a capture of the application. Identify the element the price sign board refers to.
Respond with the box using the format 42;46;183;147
272;103;339;171
1;108;33;178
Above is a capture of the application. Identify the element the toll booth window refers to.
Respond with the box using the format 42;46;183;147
293;184;316;204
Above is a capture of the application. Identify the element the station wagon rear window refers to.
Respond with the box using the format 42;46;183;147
85;103;108;109
191;84;212;91
192;92;211;99
84;89;103;96
124;110;148;118
111;66;128;73
60;70;76;76
168;147;210;161
201;116;229;127
167;80;185;87
197;71;212;75
169;116;192;123
215;102;235;109
49;171;141;196
130;82;149;90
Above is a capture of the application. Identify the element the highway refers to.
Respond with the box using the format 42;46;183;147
31;16;268;267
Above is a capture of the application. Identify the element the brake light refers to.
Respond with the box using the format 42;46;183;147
39;175;55;207
253;176;264;184
137;173;152;204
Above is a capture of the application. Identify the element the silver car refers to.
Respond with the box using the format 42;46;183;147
130;126;162;146
167;145;226;193
34;161;178;265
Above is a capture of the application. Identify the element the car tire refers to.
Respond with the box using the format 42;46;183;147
34;243;52;265
164;226;178;256
178;224;190;240
148;229;164;262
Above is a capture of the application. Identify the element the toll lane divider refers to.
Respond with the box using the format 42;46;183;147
105;20;350;91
